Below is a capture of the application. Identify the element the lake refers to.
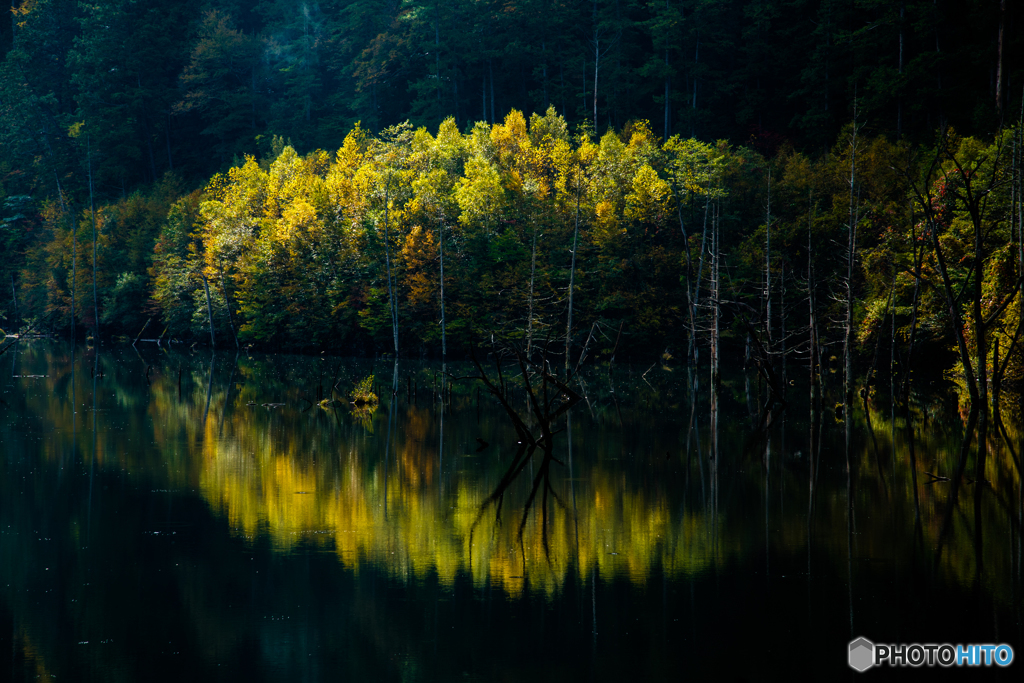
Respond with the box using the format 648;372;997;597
1;341;1020;681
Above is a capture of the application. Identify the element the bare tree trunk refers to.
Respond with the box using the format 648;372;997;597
689;190;712;365
844;120;857;404
384;178;398;355
710;200;720;392
780;260;787;392
902;203;923;402
9;273;18;334
434;1;442;109
439;214;446;362
219;271;239;349
88;135;99;343
928;212;978;401
566;167;582;373
677;198;696;363
808;195;819;421
995;0;1005;120
202;273;215;349
765;167;772;350
527;225;538;358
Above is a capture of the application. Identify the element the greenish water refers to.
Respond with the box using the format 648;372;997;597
0;341;1020;681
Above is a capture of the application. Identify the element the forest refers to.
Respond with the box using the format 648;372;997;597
1;0;1023;392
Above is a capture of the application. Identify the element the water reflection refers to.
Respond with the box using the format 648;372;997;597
1;341;1021;680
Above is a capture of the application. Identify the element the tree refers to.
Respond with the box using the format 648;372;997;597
176;10;263;166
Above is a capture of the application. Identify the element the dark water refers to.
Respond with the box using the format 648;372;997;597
0;341;1021;681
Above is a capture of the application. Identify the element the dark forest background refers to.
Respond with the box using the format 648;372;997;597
1;0;1022;378
2;0;1020;190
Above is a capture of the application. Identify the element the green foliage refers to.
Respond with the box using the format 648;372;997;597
2;0;1023;395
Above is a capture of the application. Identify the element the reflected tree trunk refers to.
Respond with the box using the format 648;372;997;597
384;359;398;520
202;352;215;429
936;408;979;560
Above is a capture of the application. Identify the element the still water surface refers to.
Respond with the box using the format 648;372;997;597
1;342;1021;681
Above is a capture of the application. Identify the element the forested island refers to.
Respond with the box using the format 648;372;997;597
1;0;1023;388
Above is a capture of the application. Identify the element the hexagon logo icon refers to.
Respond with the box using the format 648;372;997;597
849;637;875;672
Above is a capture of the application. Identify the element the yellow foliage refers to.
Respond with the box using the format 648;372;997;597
593;199;623;247
401;225;438;310
625;164;670;225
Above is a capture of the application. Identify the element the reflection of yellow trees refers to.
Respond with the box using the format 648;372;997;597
16;631;54;682
198;406;741;596
11;344;1020;608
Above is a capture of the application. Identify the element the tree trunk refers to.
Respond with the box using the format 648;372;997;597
219;270;239;349
566;167;581;373
434;1;442;108
902;203;923;402
88;135;99;343
780;260;786;393
929;214;978;402
439;214;446;362
384;178;398;355
10;272;18;334
765;167;772;350
808;196;819;425
527;225;538;358
202;273;215;349
677;198;696;364
995;0;1005;120
710;200;720;392
689;190;712;365
844;122;857;404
